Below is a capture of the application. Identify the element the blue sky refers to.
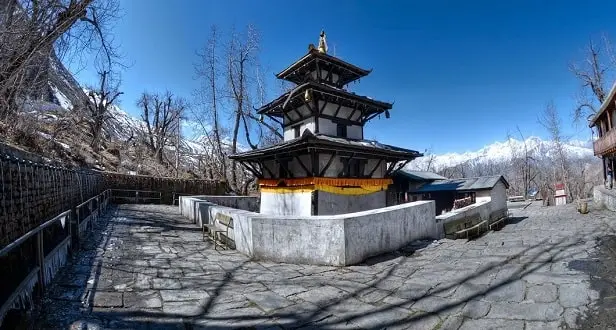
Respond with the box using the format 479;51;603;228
69;0;616;154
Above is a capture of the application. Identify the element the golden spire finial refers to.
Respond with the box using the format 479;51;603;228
318;30;328;54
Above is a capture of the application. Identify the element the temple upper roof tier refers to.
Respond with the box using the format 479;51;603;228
276;48;372;87
256;81;392;122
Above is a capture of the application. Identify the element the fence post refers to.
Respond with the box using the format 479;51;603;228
37;231;45;294
88;200;93;231
67;211;72;251
75;208;80;243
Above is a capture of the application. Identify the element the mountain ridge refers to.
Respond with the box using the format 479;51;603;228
407;137;595;172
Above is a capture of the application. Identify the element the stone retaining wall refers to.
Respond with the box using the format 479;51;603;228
180;196;437;266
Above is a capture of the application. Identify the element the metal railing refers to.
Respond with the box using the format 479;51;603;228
0;188;187;325
0;189;112;327
110;189;162;204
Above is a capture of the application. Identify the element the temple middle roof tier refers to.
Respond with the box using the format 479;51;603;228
276;48;372;87
256;81;392;120
229;130;422;162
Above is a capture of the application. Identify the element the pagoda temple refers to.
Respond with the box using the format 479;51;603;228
230;31;422;216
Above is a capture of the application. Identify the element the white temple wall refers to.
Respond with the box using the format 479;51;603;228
259;191;313;216
317;117;362;139
283;117;316;141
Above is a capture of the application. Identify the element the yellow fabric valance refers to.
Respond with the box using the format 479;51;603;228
258;177;392;195
258;177;393;187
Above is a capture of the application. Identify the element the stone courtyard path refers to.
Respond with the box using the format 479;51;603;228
33;203;616;329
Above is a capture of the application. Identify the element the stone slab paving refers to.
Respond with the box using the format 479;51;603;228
33;202;616;329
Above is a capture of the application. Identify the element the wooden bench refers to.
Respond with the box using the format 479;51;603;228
454;219;488;239
489;216;507;231
202;213;234;250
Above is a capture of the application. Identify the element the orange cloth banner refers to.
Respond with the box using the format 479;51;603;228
258;177;393;187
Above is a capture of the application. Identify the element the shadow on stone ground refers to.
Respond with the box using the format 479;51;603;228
22;203;616;329
574;235;616;329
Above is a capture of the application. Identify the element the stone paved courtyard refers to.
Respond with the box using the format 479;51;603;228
33;202;616;329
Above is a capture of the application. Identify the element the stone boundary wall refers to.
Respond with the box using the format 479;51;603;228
180;196;437;266
594;186;616;211
0;143;226;248
101;174;226;205
0;144;102;247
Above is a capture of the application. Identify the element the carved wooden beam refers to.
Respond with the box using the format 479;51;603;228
311;149;319;177
319;153;336;176
276;157;294;178
367;159;384;178
347;103;359;120
295;156;311;177
333;103;343;118
260;161;275;178
239;162;260;178
384;160;398;177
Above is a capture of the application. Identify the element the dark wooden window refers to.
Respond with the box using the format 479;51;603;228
336;123;347;138
293;125;301;138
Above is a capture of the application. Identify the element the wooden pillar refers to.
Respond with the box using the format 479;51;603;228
608;111;613;130
603;157;607;181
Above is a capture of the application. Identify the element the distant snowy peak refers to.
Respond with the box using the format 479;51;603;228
407;137;595;171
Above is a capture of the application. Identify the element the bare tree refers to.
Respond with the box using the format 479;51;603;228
192;24;282;193
505;127;538;199
0;0;120;121
538;101;571;201
138;91;186;165
194;25;227;181
84;69;122;150
570;34;616;122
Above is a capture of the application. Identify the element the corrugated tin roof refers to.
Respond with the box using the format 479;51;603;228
410;175;509;193
396;169;447;181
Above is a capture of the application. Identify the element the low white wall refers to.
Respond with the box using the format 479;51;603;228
179;196;438;266
343;201;436;265
193;195;259;212
594;186;616;211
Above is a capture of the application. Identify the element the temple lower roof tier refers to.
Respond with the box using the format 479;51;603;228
229;130;422;163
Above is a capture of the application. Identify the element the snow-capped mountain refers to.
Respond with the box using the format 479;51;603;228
407;137;595;172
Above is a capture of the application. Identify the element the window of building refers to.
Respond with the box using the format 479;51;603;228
336;123;347;138
293;125;301;138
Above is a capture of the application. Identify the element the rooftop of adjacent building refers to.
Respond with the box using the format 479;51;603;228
407;175;510;193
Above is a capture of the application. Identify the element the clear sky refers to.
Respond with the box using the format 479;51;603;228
69;0;616;154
